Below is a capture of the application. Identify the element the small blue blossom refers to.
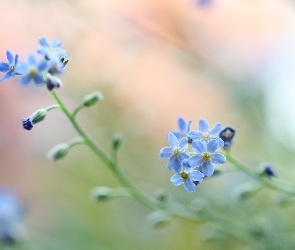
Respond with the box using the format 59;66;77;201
0;188;24;244
48;57;65;75
159;133;190;172
188;119;224;147
189;139;226;176
171;117;192;141
170;165;204;192
37;37;68;60
16;54;48;86
0;51;19;82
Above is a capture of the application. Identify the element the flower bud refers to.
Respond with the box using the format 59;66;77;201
234;182;262;200
47;143;69;161
148;210;172;228
22;118;33;130
31;109;47;124
83;91;104;107
112;133;123;150
45;75;63;91
91;186;112;202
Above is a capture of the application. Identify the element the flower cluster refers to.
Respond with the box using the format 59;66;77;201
0;37;68;88
159;118;227;192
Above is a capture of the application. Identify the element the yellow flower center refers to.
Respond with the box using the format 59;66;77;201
180;171;189;180
203;133;210;141
203;152;211;161
29;68;37;76
173;149;180;156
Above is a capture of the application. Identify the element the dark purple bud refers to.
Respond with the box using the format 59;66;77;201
22;118;33;130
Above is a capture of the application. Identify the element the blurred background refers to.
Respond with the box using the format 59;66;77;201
1;0;295;249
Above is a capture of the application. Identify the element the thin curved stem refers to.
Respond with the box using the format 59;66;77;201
224;151;295;195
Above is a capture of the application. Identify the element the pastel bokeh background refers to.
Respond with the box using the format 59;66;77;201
1;0;295;249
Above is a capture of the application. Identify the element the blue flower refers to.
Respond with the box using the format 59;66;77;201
0;51;18;82
37;37;68;60
16;54;48;85
159;133;190;172
189;139;226;176
171;117;192;141
0;188;23;244
188;118;224;147
170;164;204;192
48;57;65;75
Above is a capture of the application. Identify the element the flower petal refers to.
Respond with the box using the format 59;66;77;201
159;147;173;159
209;123;222;136
28;54;36;65
20;75;31;85
192;140;205;154
189;170;205;181
6;51;14;64
0;72;12;82
171;131;181;139
170;174;183;186
201;161;214;177
187;130;202;140
51;39;62;47
179;151;190;162
198;119;209;133
216;137;224;147
186;120;192;133
211;153;226;164
207;139;218;153
166;157;181;172
178;137;188;151
168;132;178;149
39;37;50;46
15;63;27;75
177;117;186;132
188;154;203;168
37;60;48;71
33;75;44;85
183;179;195;192
0;62;10;72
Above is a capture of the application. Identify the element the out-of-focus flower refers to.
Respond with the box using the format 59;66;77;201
262;164;277;178
16;54;48;86
188;119;224;147
0;51;19;82
159;133;190;172
37;37;68;60
0;188;24;245
171;117;192;141
170;164;204;192
189;139;226;176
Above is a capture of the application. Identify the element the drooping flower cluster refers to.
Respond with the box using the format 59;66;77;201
159;118;227;192
0;37;68;88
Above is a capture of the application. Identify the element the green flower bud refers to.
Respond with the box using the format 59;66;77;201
47;143;69;161
91;186;112;202
234;182;262;200
148;210;172;228
112;133;123;150
31;109;47;124
83;91;104;107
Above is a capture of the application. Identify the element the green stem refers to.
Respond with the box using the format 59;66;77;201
224;151;295;195
45;104;60;112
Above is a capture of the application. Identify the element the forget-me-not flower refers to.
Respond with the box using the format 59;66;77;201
170;164;204;192
0;51;18;82
188;119;224;147
189;139;226;176
171;117;192;141
159;133;190;172
16;54;48;86
37;37;68;60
